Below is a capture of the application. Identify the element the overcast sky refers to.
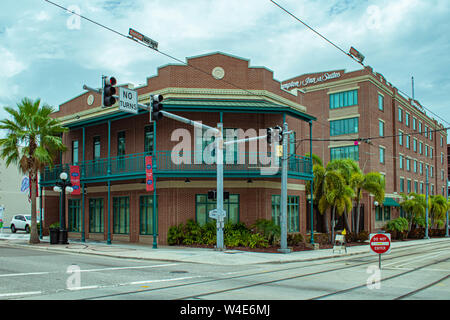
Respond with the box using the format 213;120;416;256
1;0;450;138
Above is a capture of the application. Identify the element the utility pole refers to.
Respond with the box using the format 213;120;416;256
446;177;449;237
278;122;291;253
425;166;429;239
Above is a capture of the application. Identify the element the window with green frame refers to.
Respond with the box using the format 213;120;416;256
68;199;81;232
330;145;359;161
89;198;104;233
113;196;129;234
329;89;358;109
140;195;158;235
195;194;239;226
375;206;390;222
330;117;358;136
271;195;299;232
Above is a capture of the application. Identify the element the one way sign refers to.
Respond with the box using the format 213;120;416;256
119;87;138;114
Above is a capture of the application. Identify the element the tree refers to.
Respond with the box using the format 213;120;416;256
429;195;447;229
0;98;67;244
400;193;427;232
350;171;385;234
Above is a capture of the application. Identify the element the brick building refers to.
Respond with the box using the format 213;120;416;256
39;52;315;245
39;52;447;246
282;66;448;232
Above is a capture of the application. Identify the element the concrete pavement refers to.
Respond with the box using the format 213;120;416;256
1;230;449;266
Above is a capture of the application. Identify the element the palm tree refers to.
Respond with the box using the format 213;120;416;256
317;168;354;242
400;193;427;232
326;159;358;232
0;98;67;244
350;171;385;234
429;195;447;229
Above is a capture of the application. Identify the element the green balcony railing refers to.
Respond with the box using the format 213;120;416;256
40;151;313;185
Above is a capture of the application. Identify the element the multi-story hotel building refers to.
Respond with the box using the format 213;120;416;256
282;66;448;232
40;52;315;245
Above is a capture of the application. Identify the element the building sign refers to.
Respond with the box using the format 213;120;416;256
70;165;81;195
281;72;342;90
145;156;154;192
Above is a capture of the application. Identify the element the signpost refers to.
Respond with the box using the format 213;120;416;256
369;233;391;269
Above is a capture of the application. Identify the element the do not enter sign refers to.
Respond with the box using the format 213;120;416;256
370;233;391;254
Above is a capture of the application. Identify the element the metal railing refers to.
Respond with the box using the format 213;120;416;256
41;151;312;184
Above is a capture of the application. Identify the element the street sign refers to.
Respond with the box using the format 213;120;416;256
129;28;158;50
119;87;138;114
369;233;391;254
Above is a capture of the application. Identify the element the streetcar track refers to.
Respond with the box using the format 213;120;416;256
394;274;450;300
77;242;450;300
310;256;450;300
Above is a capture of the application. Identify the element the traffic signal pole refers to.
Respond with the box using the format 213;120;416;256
278;122;291;253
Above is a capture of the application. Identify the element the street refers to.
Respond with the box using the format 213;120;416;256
0;240;448;301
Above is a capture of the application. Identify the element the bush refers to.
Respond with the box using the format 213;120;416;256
356;231;369;242
167;223;184;245
408;227;425;239
385;217;409;233
287;233;303;246
344;232;356;243
252;219;280;245
306;233;329;245
182;219;202;245
49;222;60;229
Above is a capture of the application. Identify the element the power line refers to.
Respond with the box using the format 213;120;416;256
269;0;449;128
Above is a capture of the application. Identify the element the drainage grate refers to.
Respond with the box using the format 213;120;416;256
170;270;188;274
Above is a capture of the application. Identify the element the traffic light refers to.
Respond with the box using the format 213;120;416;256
151;94;164;121
266;127;273;144
102;76;117;107
274;125;283;144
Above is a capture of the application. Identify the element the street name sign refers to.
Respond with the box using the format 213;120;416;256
119;87;138;114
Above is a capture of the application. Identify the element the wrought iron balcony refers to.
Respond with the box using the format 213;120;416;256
40;151;313;185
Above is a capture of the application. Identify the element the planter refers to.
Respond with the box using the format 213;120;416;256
58;230;68;244
49;228;59;245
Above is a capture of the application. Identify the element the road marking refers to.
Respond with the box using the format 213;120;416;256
77;263;178;273
0;272;50;278
130;275;203;285
0;291;42;298
383;250;449;267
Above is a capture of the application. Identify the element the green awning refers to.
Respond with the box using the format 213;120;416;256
383;197;400;207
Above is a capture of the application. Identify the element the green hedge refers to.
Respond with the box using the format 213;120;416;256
168;219;285;248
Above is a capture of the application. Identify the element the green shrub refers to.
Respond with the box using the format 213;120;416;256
385;217;409;233
167;223;184;245
356;231;369;242
49;222;60;229
344;232;356;243
200;221;216;245
252;219;280;245
287;233;303;246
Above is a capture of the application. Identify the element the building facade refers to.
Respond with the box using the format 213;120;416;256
40;52;315;245
282;66;448;232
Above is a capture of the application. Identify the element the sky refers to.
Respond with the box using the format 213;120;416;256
1;0;450;138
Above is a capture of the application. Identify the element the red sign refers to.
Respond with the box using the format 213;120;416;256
69;165;81;195
370;233;391;254
145;156;154;192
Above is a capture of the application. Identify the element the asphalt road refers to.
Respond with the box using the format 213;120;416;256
0;240;449;303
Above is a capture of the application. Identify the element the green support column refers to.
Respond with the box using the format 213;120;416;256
152;120;157;248
39;186;43;239
107;180;111;245
309;120;314;244
81;127;85;242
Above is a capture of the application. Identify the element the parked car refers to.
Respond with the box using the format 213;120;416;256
10;215;40;233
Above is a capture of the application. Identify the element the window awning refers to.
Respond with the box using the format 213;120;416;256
383;197;400;207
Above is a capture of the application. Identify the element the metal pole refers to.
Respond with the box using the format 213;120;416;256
379;254;381;270
39;186;43;239
152;176;157;249
107;181;111;244
81;127;86;242
425;166;429;239
446;178;449;237
309;121;314;245
278;122;290;253
216;123;225;250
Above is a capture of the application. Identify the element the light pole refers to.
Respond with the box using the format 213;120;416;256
53;172;73;244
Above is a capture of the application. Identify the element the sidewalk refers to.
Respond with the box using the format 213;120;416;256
1;232;449;266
